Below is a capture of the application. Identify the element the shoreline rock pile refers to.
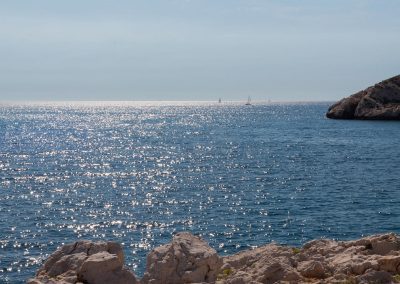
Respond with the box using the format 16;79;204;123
326;75;400;119
28;232;400;284
219;233;400;283
27;240;137;284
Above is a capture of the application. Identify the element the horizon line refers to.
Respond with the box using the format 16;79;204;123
0;99;335;105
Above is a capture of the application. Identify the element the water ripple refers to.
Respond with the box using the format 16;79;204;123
0;102;399;282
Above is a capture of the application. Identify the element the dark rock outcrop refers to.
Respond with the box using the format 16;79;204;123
327;75;400;119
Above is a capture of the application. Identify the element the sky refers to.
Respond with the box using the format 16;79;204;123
0;0;399;102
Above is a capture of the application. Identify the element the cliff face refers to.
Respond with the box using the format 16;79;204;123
327;75;400;119
28;232;400;284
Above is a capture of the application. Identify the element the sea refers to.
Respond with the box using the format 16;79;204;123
0;101;399;283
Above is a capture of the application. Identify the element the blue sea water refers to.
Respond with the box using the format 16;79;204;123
0;101;399;283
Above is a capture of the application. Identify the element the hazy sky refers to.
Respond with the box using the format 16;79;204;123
1;0;399;101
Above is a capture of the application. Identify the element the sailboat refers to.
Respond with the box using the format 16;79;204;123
218;98;222;103
245;96;251;105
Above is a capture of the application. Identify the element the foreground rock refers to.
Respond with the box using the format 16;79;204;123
217;233;400;284
141;232;222;284
327;75;400;119
27;240;138;284
29;232;400;284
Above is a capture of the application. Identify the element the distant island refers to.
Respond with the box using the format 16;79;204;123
326;75;400;120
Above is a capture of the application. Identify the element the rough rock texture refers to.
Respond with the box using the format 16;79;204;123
27;240;138;284
28;233;400;284
216;233;400;284
327;75;400;119
141;232;223;284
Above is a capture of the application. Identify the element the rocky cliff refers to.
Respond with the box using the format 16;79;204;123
327;75;400;119
28;232;400;284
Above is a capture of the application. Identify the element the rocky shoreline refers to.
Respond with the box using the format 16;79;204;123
28;232;400;284
326;75;400;119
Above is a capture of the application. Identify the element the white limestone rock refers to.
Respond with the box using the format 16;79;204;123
141;232;222;284
27;240;137;284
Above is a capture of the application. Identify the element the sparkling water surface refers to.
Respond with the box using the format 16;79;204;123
1;102;399;282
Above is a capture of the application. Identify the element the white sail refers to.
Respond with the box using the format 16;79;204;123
245;96;251;105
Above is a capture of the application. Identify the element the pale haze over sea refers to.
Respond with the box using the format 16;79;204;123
1;0;400;102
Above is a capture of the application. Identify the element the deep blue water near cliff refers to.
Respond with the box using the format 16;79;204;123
0;102;399;282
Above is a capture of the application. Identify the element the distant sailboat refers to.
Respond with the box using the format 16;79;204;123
218;98;222;103
245;96;251;105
